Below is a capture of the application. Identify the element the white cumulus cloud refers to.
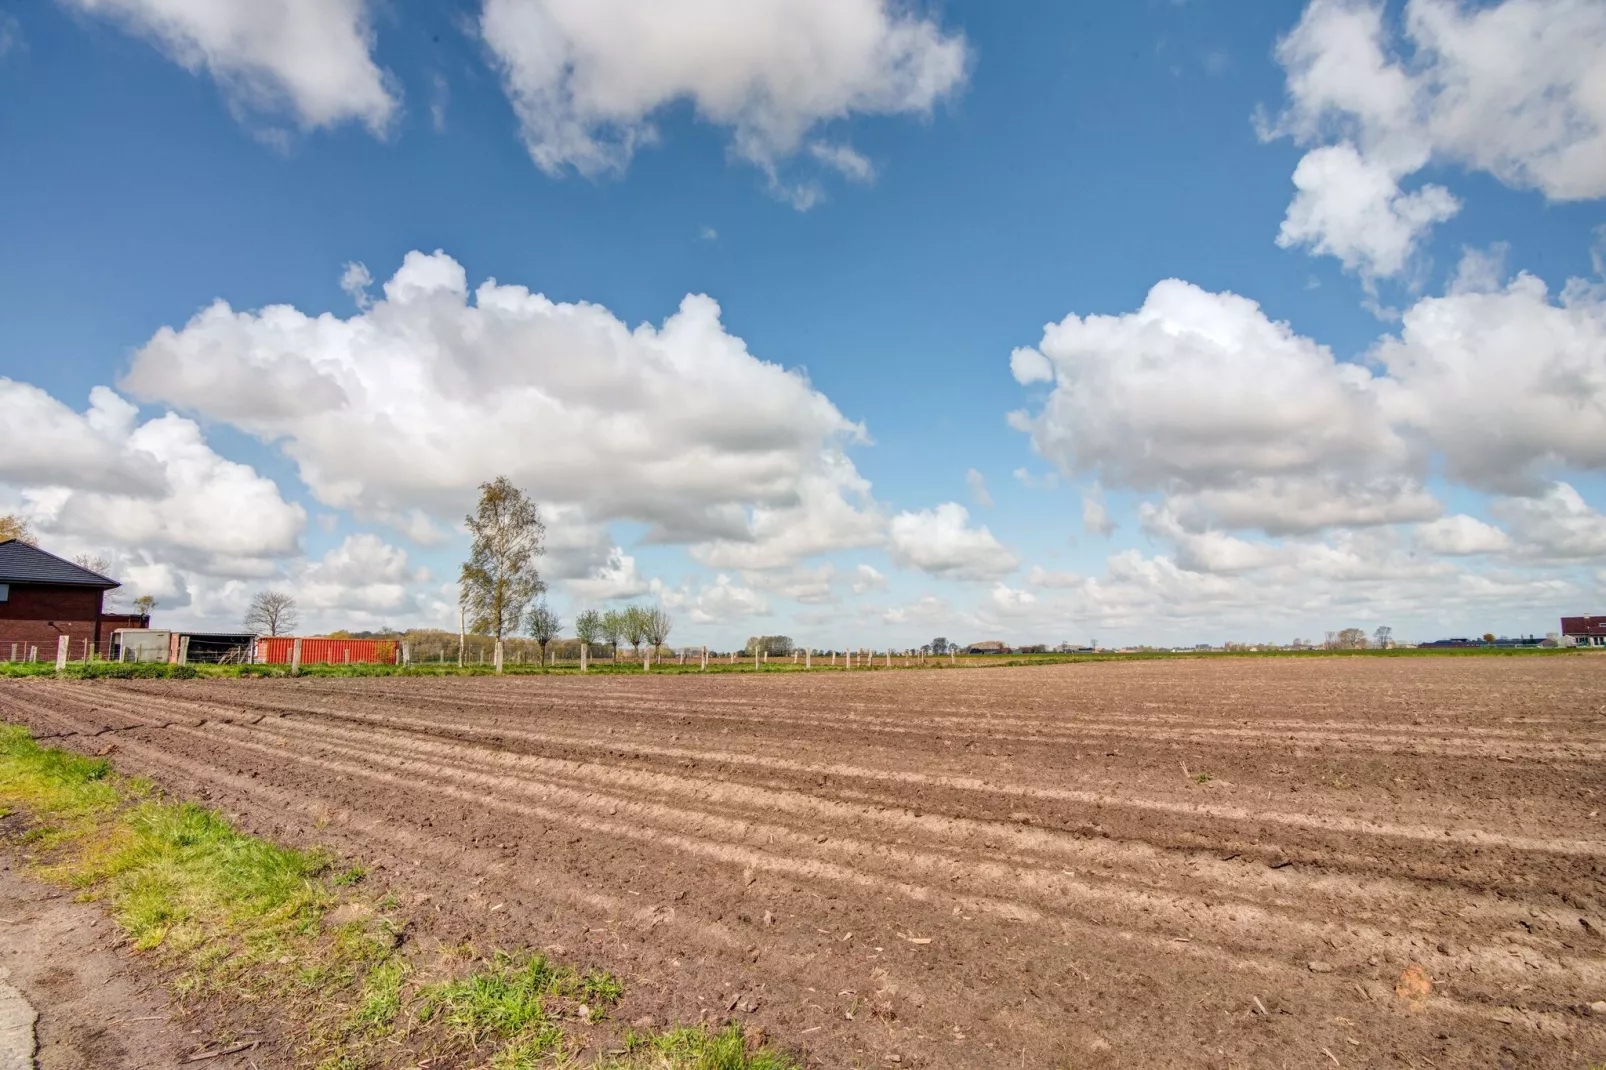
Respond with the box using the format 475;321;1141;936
1266;0;1606;278
120;250;880;570
1008;278;1427;534
478;0;966;194
62;0;397;134
0;384;305;574
888;502;1019;581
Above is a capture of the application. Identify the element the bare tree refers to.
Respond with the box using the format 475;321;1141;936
623;605;649;660
245;590;299;636
72;552;124;608
1373;625;1393;649
602;609;626;662
460;477;546;641
574;609;604;672
73;553;112;575
1335;627;1368;649
642;606;673;670
0;514;34;544
526;601;561;663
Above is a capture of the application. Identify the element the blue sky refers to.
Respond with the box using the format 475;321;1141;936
2;0;1604;648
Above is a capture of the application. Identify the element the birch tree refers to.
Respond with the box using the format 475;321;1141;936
460;477;546;641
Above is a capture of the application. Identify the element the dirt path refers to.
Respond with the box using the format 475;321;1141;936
4;657;1606;1068
0;843;258;1069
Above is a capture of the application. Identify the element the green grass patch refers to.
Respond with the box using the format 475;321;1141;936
607;1024;797;1070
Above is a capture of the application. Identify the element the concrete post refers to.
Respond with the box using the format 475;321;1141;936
580;642;589;673
831;651;836;666
887;651;892;668
55;635;69;672
805;648;811;669
291;637;303;677
178;636;191;665
494;639;504;674
847;649;853;669
701;646;708;671
754;647;761;671
401;642;410;667
950;649;956;664
644;646;651;672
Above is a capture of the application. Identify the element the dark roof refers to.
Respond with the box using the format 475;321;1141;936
0;539;120;588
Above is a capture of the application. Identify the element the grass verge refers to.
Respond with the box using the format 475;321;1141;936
0;643;1590;681
0;722;795;1069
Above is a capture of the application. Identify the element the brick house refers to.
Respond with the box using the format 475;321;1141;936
1561;616;1606;647
0;539;126;661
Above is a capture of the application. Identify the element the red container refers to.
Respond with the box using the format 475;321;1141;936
256;637;400;665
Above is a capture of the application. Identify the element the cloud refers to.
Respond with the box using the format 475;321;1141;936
0;13;22;60
1012;467;1058;491
1373;270;1606;494
850;563;886;594
292;533;424;618
564;548;652;602
1081;485;1115;536
1265;0;1606;277
477;0;966;193
1276;142;1459;281
0;382;165;494
661;573;770;624
1492;483;1606;560
63;0;397;135
121;250;880;570
339;261;373;308
808;141;875;183
1025;565;1081;589
887;502;1019;580
1414;514;1512;555
742;563;836;604
1008;278;1425;534
0;384;305;573
964;467;992;508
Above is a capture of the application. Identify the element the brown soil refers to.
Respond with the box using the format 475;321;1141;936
3;657;1605;1069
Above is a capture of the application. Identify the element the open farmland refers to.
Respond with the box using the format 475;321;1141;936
4;657;1605;1068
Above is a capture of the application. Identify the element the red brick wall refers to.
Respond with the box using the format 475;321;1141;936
0;584;104;660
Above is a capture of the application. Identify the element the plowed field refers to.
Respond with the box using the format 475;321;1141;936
5;657;1605;1068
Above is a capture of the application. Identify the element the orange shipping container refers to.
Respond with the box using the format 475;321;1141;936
256;637;400;665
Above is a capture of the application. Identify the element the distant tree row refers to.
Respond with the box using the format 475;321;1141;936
744;635;794;657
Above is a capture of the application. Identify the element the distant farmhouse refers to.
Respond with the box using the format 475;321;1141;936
966;640;1010;655
1561;616;1606;647
0;539;145;661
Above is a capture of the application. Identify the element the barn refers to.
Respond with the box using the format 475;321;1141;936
0;539;131;661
